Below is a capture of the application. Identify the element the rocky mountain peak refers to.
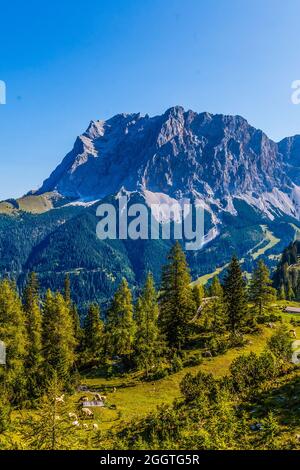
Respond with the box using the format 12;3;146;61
37;106;300;220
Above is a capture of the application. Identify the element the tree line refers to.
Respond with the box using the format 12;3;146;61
0;241;278;417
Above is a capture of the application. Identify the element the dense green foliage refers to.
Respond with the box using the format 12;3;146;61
273;240;300;300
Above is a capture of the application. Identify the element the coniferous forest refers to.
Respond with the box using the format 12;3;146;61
1;241;300;450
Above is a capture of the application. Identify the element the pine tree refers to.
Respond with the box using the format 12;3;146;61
83;303;104;364
63;275;82;348
70;303;83;345
64;274;71;307
134;273;165;376
23;273;43;399
159;242;196;350
42;290;76;383
0;279;27;403
286;280;295;300
209;276;226;334
223;256;248;333
192;284;205;308
106;279;135;360
22;373;79;450
249;260;276;316
278;284;286;300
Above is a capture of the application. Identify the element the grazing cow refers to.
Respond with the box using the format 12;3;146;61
55;394;65;403
82;408;94;418
68;412;77;420
290;329;297;338
113;387;117;393
79;396;89;402
202;351;212;358
93;423;99;430
72;420;80;426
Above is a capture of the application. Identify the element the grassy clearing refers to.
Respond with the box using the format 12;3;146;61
191;263;229;286
9;304;300;444
73;327;282;431
251;225;280;260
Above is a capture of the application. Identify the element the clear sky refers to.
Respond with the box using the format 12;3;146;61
0;0;300;200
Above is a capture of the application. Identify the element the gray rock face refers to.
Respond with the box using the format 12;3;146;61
278;135;300;185
38;106;297;206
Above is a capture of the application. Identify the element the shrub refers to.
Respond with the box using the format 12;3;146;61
267;324;293;362
171;354;183;373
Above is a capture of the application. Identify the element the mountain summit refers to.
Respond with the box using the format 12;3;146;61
37;106;300;221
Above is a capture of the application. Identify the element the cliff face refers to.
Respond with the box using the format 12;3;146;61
38;106;295;203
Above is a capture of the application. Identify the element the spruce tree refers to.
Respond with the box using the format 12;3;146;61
0;279;27;403
70;303;83;346
159;242;196;350
63;275;82;349
83;303;104;364
278;284;286;300
64;274;71;307
42;290;76;383
192;284;205;308
22;373;78;450
249;260;276;316
134;273;165;376
106;279;135;360
223;256;248;333
209;276;226;334
23;272;43;399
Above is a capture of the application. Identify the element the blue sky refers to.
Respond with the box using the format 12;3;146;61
0;0;300;199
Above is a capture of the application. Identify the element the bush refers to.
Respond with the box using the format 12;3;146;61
147;366;169;381
228;333;247;349
256;313;282;324
207;336;228;356
171;354;183;373
0;393;11;433
180;371;218;403
267;324;293;362
183;352;203;367
230;350;277;396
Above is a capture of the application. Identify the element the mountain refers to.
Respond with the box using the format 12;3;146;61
1;106;300;307
37;106;299;218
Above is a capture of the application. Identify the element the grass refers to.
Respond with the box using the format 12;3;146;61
73;327;281;431
8;303;300;446
251;225;280;260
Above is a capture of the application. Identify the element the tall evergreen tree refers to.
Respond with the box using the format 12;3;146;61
249;260;276;316
83;303;104;364
63;275;82;349
223;256;248;333
209;276;226;334
64;274;71;307
106;279;135;360
70;303;83;346
42;290;76;383
192;284;205;309
159;242;196;350
23;273;43;399
22;373;78;450
0;279;27;403
134;273;165;376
